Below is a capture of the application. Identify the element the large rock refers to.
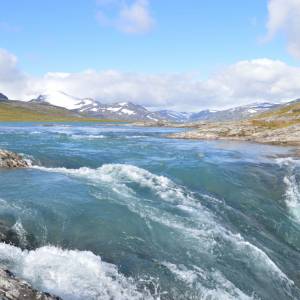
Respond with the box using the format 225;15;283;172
0;268;61;300
0;150;30;168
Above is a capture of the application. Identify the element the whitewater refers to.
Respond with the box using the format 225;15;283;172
0;122;300;300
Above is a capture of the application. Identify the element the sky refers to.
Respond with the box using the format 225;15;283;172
1;0;300;111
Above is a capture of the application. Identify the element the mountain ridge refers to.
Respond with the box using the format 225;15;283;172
1;91;300;123
29;91;283;122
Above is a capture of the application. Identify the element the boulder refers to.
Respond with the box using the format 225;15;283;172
0;150;30;168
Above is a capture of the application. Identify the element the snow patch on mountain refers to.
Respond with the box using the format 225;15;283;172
28;90;282;122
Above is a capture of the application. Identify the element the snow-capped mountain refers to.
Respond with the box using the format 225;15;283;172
30;91;93;110
77;101;162;121
30;91;162;121
154;110;192;122
187;102;279;122
30;92;88;110
152;103;279;123
29;91;281;122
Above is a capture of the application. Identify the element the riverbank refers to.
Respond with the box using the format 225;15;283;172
132;100;300;146
166;120;300;146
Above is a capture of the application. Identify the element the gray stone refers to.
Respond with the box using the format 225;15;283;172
0;150;30;169
0;268;61;300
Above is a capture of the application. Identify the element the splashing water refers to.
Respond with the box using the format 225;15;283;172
277;158;300;222
0;243;156;300
1;123;300;300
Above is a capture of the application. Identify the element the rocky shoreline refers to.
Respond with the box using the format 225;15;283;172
0;268;60;300
166;121;300;146
131;119;300;146
132;100;300;146
0;150;60;300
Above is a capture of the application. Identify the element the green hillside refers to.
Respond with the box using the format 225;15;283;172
251;100;300;128
0;100;115;122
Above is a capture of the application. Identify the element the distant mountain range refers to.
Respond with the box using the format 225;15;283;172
30;91;161;121
0;90;298;122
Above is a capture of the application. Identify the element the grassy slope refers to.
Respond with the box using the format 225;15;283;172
0;101;117;122
251;101;300;129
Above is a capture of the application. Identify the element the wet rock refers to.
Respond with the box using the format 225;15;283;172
0;268;61;300
0;221;59;299
0;150;30;168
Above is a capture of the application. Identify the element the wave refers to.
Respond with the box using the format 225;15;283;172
0;243;155;300
34;164;196;206
33;163;294;295
124;135;148;139
276;158;300;222
161;262;256;300
70;134;106;140
12;220;28;248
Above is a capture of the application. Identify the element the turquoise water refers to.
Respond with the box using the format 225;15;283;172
0;123;300;300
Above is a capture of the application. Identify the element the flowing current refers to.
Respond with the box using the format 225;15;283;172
0;123;300;300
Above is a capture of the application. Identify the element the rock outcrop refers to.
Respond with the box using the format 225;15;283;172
0;150;30;168
166;121;300;145
0;220;60;300
0;268;61;300
133;99;300;146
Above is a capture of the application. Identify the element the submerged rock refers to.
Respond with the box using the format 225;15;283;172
0;268;61;300
0;220;37;250
0;150;30;168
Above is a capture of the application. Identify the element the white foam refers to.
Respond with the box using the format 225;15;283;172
12;220;28;248
161;262;255;300
199;270;258;300
276;158;300;222
33;163;293;291
124;135;148;139
226;232;293;285
0;243;154;300
161;262;198;285
71;134;106;140
284;174;300;221
33;164;194;206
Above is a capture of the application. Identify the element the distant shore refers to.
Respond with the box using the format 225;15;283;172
131;120;300;147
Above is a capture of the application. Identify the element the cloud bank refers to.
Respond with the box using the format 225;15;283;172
266;0;300;58
1;49;300;111
96;0;154;34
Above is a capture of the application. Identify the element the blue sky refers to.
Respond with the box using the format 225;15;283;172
1;0;300;111
0;0;294;75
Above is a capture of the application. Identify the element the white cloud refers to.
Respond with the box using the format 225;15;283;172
0;49;29;99
266;0;300;58
1;49;300;111
96;0;154;34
